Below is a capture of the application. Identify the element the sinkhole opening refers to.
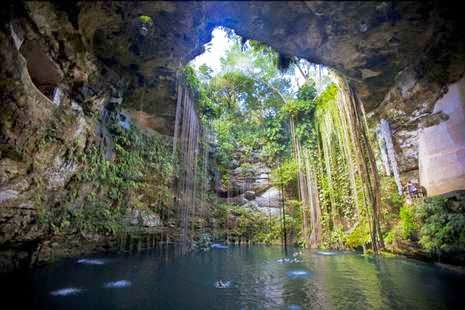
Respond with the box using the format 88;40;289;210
168;25;390;252
184;26;334;198
172;26;343;248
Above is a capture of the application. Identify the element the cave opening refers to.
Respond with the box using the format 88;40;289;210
19;39;63;104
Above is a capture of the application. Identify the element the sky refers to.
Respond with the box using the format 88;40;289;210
190;27;232;75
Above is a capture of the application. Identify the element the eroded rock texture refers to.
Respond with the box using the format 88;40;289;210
81;1;465;177
1;1;464;271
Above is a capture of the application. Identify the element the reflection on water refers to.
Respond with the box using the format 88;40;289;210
77;258;106;265
104;280;131;288
287;270;312;279
316;251;337;256
1;245;464;309
50;288;83;296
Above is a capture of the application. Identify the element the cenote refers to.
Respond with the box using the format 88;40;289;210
2;246;465;309
2;2;465;309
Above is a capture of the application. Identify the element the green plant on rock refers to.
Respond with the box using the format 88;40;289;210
139;15;153;24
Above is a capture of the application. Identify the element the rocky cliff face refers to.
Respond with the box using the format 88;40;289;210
1;1;464;271
214;148;282;215
76;1;465;180
0;2;171;271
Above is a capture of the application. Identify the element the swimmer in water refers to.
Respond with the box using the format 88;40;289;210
215;280;230;288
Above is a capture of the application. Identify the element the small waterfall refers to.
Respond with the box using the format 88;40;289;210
290;116;320;247
377;119;403;195
199;129;211;231
173;77;212;251
173;80;201;251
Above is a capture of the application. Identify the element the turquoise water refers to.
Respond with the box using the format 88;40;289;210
2;245;464;309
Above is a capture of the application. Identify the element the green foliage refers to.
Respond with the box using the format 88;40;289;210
415;197;465;254
183;65;200;92
38;192;125;236
194;233;212;251
297;81;317;101
191;32;297;172
311;83;362;238
281;99;313;118
86;113;175;208
380;176;404;223
345;221;371;249
212;203;282;244
39;110;175;237
138;15;153;24
271;160;297;187
322;227;346;250
399;205;419;240
314;84;338;112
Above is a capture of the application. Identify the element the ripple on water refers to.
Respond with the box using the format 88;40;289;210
50;288;83;296
211;243;228;249
77;258;105;265
288;305;302;310
316;251;336;256
277;258;302;264
104;280;131;288
287;270;312;279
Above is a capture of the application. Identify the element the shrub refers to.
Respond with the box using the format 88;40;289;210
415;196;465;254
194;233;212;251
399;204;419;240
345;221;371;249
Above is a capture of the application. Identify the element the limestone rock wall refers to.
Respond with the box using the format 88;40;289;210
0;2;156;271
419;77;465;195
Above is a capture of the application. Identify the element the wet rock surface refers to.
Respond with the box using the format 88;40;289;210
125;208;162;227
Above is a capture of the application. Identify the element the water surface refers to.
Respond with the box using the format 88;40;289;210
2;245;464;309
